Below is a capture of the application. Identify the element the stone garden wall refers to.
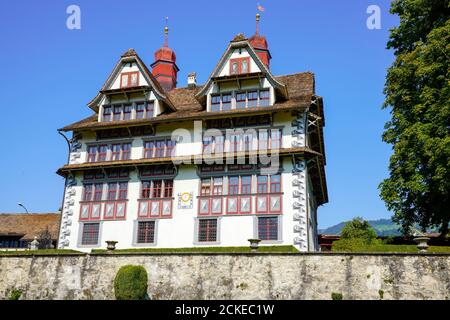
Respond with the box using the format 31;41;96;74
0;253;449;300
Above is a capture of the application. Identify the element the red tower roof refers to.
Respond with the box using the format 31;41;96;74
248;13;271;69
151;25;179;92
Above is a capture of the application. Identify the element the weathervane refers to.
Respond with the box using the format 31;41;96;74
256;2;265;35
164;16;169;47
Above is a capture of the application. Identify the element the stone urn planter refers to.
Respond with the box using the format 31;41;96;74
413;237;430;253
248;239;261;252
106;240;118;252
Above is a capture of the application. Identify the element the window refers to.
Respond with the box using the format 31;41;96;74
214;136;224;153
222;93;232;110
230;61;239;75
212;177;223;195
111;144;121;161
81;223;100;245
152;180;162;198
122;143;131;160
236;92;246;109
136;103;145;119
211;95;221;111
87;146;97;163
166;140;176;157
258;217;278;241
164;180;173;197
120;72;139;88
107;183;117;200
141;181;151;198
247;91;258;108
146;102;154;119
113;105;122;121
93;183;103;201
137;221;155;244
228;176;239;195
243;133;253;151
83;184;93;201
103;106;112;121
201;178;211;196
139;165;176;177
259;89;270;106
270;175;281;193
229;57;250;75
203;136;213;154
230;134;241;152
259;131;268;150
98;145;108;162
144;141;154;158
144;139;176;158
130;72;139;86
241;176;252;194
257;176;268;193
198;219;217;242
123;104;132;120
118;182;128;200
154;140;166;158
270;130;281;149
241;59;249;73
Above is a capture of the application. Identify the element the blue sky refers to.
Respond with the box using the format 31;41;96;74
0;0;398;228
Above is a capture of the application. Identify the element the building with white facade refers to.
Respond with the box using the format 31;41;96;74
56;18;328;252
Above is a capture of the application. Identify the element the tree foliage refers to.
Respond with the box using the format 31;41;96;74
379;0;450;236
37;227;54;250
332;218;380;251
340;217;378;242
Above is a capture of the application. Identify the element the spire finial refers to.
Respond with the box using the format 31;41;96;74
164;16;169;47
255;13;260;35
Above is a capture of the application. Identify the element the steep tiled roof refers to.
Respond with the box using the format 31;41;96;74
60;72;316;131
0;213;61;241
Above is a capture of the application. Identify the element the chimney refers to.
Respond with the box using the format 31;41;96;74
187;72;197;88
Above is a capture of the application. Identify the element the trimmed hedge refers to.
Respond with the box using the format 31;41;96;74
0;249;82;256
332;239;450;253
114;265;148;300
92;245;299;254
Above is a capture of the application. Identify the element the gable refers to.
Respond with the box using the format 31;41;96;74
87;50;176;113
195;38;288;105
217;47;263;77
108;61;150;90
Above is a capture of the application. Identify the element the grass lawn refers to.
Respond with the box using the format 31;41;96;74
91;245;299;254
0;249;83;256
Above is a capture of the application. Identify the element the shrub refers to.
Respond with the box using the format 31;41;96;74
114;265;148;300
331;292;343;300
8;288;22;300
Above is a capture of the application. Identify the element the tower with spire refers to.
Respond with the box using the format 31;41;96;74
151;18;179;91
249;13;272;69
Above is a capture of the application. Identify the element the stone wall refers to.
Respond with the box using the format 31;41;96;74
0;253;449;300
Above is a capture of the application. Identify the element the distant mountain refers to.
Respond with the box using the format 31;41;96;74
319;218;402;236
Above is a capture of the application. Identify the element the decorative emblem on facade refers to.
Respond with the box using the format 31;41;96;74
178;192;193;209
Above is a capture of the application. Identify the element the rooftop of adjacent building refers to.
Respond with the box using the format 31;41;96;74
0;213;61;241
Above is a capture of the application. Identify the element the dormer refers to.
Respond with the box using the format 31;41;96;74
87;48;176;123
195;34;288;112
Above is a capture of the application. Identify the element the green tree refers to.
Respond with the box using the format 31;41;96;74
340;217;378;242
379;0;450;237
332;218;379;252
